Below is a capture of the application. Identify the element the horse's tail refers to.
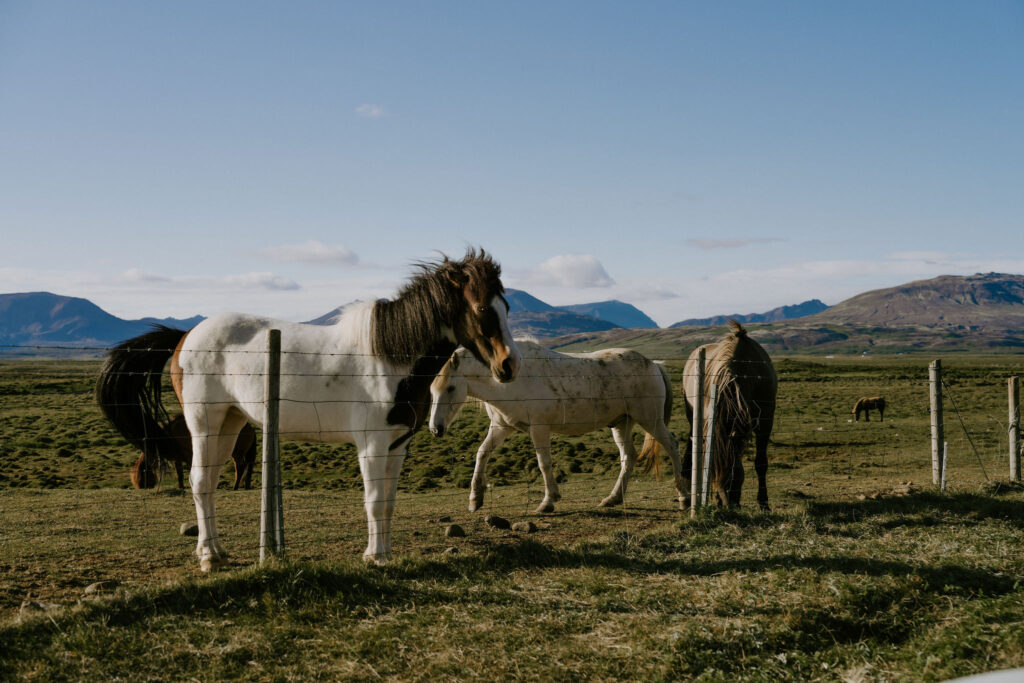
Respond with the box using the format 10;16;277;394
95;325;188;482
637;362;675;477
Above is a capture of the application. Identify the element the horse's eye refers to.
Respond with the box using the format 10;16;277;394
476;305;490;314
447;386;455;393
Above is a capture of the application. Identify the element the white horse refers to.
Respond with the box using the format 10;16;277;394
428;341;686;513
96;250;521;571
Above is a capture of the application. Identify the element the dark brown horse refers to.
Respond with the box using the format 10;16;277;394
853;396;885;421
130;414;257;490
680;321;778;509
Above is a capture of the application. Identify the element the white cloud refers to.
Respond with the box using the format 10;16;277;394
528;254;615;288
355;104;387;118
260;240;360;267
121;268;170;283
687;237;784;250
223;272;300;291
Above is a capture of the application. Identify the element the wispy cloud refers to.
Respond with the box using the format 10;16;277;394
121;268;170;283
224;272;300;291
528;254;615;288
687;237;783;250
355;104;387;118
260;240;360;267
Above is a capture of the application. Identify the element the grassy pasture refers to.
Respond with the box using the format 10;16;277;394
1;355;1023;680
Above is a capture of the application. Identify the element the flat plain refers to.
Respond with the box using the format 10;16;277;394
1;354;1023;681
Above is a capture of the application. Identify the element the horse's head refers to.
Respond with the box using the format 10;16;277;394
442;249;521;383
429;353;469;438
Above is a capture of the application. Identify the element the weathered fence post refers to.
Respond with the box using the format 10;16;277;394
1010;376;1020;482
929;359;944;487
690;347;705;517
700;383;718;506
260;328;284;562
941;441;948;492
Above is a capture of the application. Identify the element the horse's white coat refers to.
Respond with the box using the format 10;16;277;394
177;300;500;570
429;341;685;513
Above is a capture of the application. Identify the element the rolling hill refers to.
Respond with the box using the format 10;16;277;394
0;292;203;355
547;273;1024;357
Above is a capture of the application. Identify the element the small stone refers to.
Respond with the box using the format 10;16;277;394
485;514;511;530
179;523;199;536
437;515;452;523
511;521;537;534
445;524;466;538
444;546;459;556
84;581;117;596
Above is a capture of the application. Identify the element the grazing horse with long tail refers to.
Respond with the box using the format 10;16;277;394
96;249;521;571
657;321;777;509
130;414;257;490
428;341;686;513
853;396;885;421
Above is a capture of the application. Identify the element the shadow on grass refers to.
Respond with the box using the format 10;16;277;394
804;490;1024;529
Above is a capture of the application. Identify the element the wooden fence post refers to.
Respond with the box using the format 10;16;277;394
690;347;705;517
700;383;717;506
1010;377;1020;482
929;359;944;487
260;329;284;562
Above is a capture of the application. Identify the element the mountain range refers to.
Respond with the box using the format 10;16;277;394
3;272;1023;356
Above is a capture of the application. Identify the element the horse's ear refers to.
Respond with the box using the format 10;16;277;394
451;353;461;370
439;261;468;290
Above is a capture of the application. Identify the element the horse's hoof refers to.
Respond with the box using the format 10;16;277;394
468;497;484;513
363;552;390;567
199;556;224;573
599;496;622;508
534;501;555;514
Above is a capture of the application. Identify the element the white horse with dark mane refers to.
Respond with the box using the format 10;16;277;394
96;249;520;571
428;341;685;513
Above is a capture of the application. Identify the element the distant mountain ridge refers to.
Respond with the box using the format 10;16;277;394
558;300;658;329
0;292;203;351
671;299;829;327
547;273;1024;355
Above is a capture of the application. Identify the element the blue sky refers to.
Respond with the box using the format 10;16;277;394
1;1;1022;326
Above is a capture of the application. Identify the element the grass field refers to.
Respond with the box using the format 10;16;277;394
1;355;1023;680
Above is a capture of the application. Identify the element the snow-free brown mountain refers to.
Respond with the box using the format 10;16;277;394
548;273;1024;356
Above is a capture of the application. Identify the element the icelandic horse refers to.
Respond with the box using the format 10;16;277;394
853;396;885;421
95;249;521;571
427;341;686;513
130;414;257;490
662;321;777;509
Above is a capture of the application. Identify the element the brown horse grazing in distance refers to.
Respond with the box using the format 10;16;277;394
130;414;257;490
853;396;885;422
677;321;777;509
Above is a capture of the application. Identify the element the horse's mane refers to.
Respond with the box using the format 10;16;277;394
371;248;503;366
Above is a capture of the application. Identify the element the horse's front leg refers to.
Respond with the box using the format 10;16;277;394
601;421;637;507
529;425;560;513
652;422;687;510
469;424;511;512
359;434;406;565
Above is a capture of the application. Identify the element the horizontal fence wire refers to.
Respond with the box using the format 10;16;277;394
1;344;1021;613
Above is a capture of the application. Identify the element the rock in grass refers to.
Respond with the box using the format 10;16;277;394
179;523;199;536
445;524;466;538
511;521;537;534
437;515;452;523
84;580;117;596
444;546;459;556
485;514;510;530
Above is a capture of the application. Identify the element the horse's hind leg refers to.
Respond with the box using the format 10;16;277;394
188;407;245;571
601;420;637;507
754;428;771;511
652;422;686;510
529;425;561;514
469;423;512;512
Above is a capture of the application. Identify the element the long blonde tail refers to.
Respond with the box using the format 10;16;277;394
637;432;664;477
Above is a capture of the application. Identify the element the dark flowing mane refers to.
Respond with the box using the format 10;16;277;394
371;248;503;366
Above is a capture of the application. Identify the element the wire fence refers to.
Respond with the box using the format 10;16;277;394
1;343;1021;613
